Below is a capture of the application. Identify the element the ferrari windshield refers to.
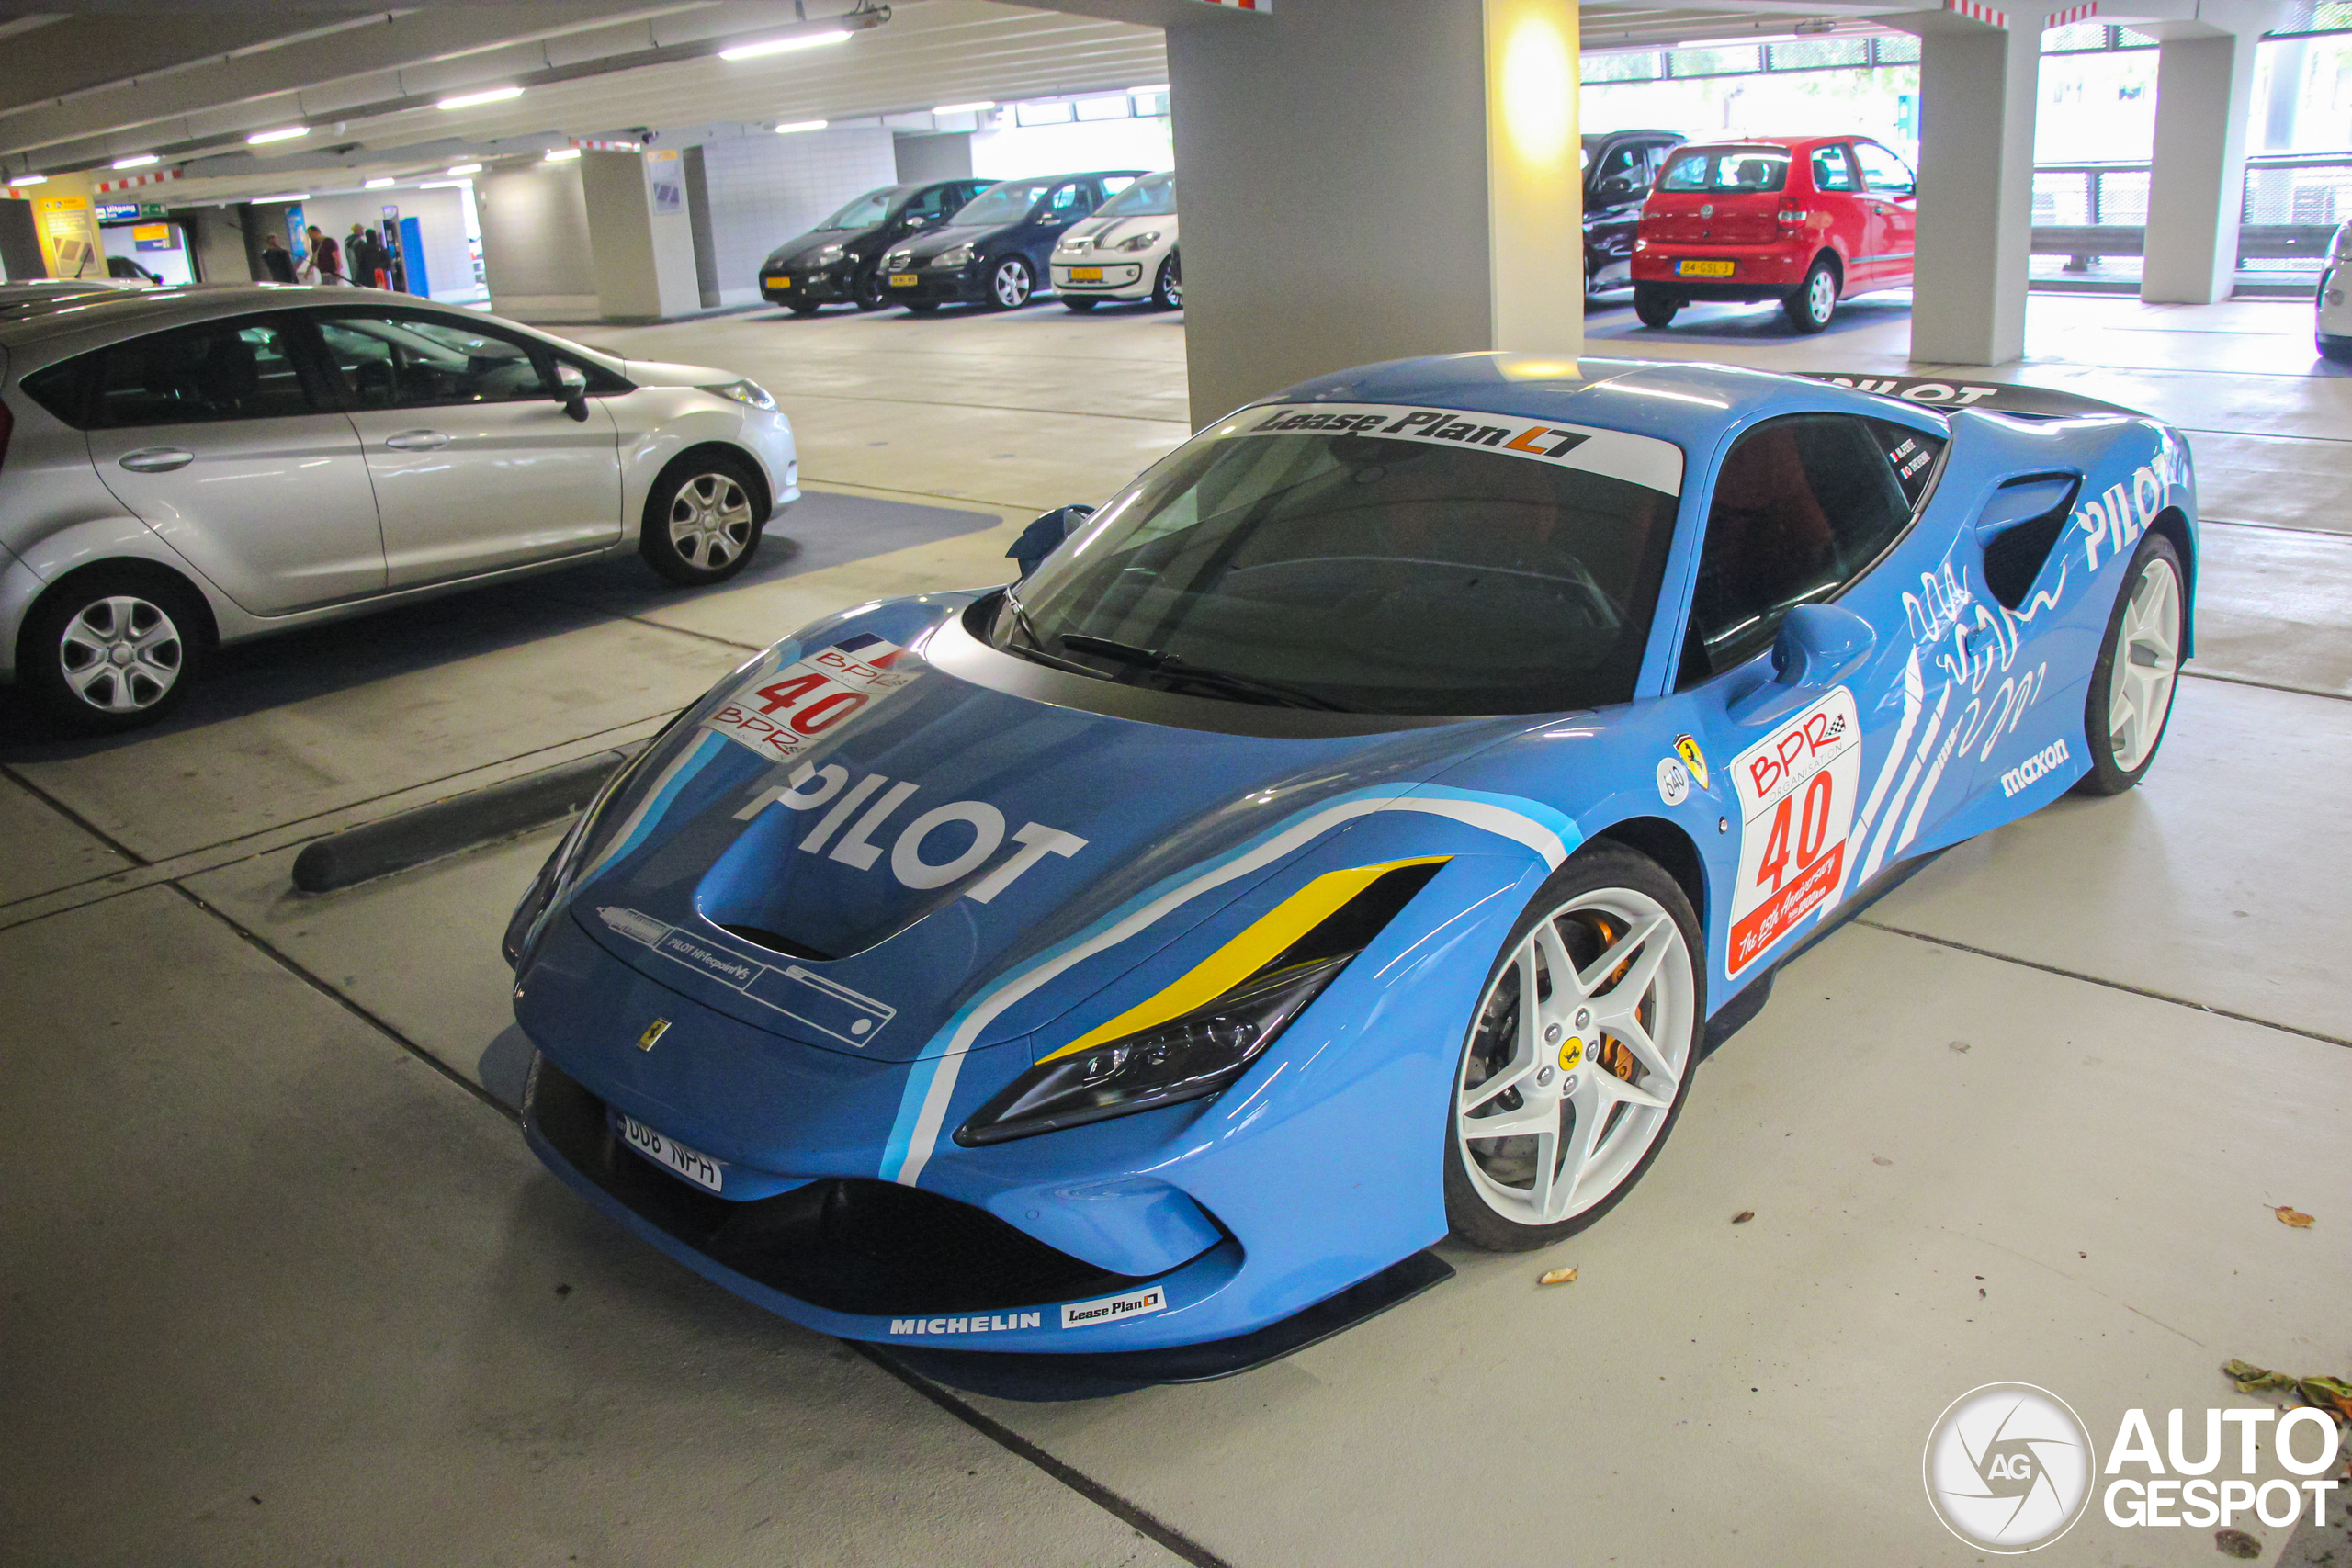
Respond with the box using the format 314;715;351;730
952;178;1055;226
995;408;1683;716
816;187;898;230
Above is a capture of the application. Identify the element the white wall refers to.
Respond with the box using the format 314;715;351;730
695;127;898;306
970;115;1172;180
477;159;598;321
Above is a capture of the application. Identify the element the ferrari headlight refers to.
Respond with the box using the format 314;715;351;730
502;751;646;968
700;378;776;411
1113;231;1161;253
956;954;1350;1145
936;243;974;267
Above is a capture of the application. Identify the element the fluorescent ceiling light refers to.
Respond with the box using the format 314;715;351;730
418;179;469;189
6;173;47;186
112;153;159;169
446;163;482;176
437;85;524;111
251;193;310;204
364;176;397;188
246;126;308;145
543;146;582;161
933;100;995;116
719;28;851;60
775;119;829;134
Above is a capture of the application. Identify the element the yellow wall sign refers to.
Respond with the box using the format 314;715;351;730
35;193;105;278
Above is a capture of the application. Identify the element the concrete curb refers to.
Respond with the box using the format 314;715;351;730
290;747;639;894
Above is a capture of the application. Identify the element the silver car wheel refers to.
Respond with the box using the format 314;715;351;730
1456;886;1695;1226
666;473;754;570
1807;265;1837;323
1160;255;1182;308
2107;551;2184;773
58;593;184;713
991;258;1033;309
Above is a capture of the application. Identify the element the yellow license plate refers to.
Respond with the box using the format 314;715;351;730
1677;259;1736;277
1069;266;1104;282
889;274;918;287
764;276;790;288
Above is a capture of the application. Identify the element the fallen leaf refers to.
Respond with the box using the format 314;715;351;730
2222;1359;2297;1395
2215;1527;2261;1559
1948;1040;1971;1053
1731;1211;1755;1224
2276;1205;2315;1228
1872;1156;1894;1167
2298;1374;2352;1425
1538;1266;1577;1286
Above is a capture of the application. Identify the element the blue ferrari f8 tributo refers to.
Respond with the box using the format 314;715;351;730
503;355;2192;1371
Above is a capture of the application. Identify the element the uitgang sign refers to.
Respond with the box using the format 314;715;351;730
1726;687;1862;979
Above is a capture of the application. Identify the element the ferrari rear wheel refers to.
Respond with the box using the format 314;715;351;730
2076;532;2185;795
1446;845;1702;1250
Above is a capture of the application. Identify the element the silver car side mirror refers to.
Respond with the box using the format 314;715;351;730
553;362;590;422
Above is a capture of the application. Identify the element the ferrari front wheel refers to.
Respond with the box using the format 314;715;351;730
1446;845;1702;1250
2076;532;2186;795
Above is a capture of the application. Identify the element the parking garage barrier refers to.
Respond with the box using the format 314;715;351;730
290;745;643;894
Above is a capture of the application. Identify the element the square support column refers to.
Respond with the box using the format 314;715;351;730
578;149;701;322
1908;17;2042;365
2141;27;2263;304
1167;0;1581;429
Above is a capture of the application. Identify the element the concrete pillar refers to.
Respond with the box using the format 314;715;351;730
1166;0;1581;428
578;148;701;322
476;160;598;321
2137;7;2279;305
1906;16;2041;366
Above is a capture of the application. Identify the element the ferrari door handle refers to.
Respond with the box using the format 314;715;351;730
382;429;450;451
118;446;194;473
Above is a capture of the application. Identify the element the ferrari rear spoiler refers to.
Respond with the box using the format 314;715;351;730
1795;372;2146;420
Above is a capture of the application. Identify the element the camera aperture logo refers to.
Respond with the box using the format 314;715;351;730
1923;1382;2096;1552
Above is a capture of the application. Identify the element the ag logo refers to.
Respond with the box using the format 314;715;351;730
1923;1382;2096;1552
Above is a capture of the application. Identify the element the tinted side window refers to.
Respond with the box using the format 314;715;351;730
313;313;549;409
1679;414;1917;682
908;185;958;220
1854;142;1917;196
1811;145;1857;192
1589;142;1644;192
84;317;320;428
1048;181;1088;217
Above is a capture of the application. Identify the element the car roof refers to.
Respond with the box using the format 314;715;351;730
1668;134;1869;154
1261;354;1947;449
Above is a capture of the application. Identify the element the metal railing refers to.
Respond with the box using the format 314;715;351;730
2031;151;2352;271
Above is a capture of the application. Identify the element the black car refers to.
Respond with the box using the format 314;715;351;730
758;179;993;314
878;171;1146;311
1582;129;1685;293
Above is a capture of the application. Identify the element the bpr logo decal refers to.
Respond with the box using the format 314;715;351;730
1923;1382;2096;1552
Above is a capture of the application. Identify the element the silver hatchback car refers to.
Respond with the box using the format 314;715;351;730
0;284;797;731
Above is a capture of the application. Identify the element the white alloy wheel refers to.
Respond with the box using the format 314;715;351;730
667;472;754;571
1455;886;1696;1227
58;593;185;713
1806;265;1837;322
2107;551;2183;773
990;257;1034;309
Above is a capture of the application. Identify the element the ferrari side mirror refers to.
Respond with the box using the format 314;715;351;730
1770;603;1876;689
1006;503;1095;580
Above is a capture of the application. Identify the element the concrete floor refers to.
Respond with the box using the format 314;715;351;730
4;290;2346;1567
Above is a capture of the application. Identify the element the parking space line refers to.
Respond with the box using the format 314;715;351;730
855;1345;1236;1568
0;761;150;866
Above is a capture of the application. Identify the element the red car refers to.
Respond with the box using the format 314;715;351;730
1629;135;1917;333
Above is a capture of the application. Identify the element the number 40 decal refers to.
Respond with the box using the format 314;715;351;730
748;671;868;737
1725;689;1863;979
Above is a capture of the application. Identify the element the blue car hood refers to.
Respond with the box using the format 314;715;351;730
565;599;1523;1065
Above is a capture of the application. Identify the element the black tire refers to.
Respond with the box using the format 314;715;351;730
2319;333;2352;364
854;271;890;311
639;451;767;587
1151;252;1182;310
20;564;209;734
2075;531;2187;795
904;300;941;314
1444;843;1705;1252
1062;297;1100;312
984;255;1035;310
1782;256;1838;333
786;299;821;317
1633;285;1680;328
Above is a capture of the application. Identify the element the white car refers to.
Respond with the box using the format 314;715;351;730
0;283;797;731
1049;170;1179;311
2321;221;2352;362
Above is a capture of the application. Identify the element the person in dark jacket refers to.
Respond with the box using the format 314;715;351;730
259;231;297;284
349;225;390;288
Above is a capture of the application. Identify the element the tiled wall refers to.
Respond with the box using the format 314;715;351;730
697;128;899;304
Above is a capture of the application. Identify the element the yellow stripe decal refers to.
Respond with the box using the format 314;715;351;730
1037;857;1450;1063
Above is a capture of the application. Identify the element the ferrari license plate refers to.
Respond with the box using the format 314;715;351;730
1069;266;1104;282
888;273;918;287
616;1111;722;1193
1677;259;1736;277
763;275;791;289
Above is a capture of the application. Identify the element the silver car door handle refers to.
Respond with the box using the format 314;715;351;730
118;446;195;473
382;430;450;451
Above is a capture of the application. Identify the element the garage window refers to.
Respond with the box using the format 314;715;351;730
1679;413;1928;683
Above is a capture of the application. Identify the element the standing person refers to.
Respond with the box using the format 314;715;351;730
259;231;297;284
352;225;390;288
305;224;344;285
